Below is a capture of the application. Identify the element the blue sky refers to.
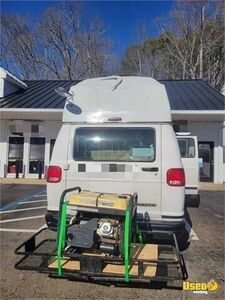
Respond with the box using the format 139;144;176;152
1;0;174;56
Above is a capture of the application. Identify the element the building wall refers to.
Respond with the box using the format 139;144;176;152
0;78;4;97
0;119;61;178
0;119;9;177
0;118;224;183
222;121;225;182
188;121;224;184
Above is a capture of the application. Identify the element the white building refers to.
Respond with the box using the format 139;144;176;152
0;68;224;183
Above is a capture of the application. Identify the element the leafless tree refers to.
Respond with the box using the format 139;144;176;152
121;23;159;77
121;0;224;90
158;0;225;89
0;15;40;79
1;2;117;80
121;32;174;79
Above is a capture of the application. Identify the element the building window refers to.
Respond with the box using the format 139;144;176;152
173;121;188;132
50;139;56;160
29;137;45;174
8;137;24;173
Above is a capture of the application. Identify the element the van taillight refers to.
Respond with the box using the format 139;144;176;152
167;168;185;186
47;166;62;183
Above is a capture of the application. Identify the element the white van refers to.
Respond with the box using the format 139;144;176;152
46;76;186;240
177;134;200;207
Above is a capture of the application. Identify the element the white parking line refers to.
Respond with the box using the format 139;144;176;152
184;219;199;240
19;200;47;204
0;206;47;214
33;194;47;197
0;224;47;233
0;215;45;223
0;228;40;233
37;224;47;230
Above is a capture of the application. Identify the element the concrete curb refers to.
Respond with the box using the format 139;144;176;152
0;178;46;185
199;182;225;191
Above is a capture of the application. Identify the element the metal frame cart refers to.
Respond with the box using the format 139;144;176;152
15;187;188;287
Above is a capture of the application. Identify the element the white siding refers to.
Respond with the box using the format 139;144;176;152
188;121;224;183
222;121;225;183
0;120;8;177
0;117;224;183
0;78;4;98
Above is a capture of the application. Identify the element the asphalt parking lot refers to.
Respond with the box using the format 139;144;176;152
0;184;224;300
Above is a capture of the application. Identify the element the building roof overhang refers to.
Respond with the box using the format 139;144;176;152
0;108;224;122
0;67;27;90
0;108;62;121
171;110;225;122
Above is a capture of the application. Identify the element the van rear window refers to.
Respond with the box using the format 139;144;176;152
74;127;155;162
178;138;195;158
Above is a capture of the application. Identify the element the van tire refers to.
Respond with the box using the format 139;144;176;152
185;194;200;208
176;230;190;251
177;238;189;251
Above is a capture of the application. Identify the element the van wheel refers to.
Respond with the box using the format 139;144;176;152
176;231;190;251
177;238;189;251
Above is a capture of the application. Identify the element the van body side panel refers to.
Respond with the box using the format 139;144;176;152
47;124;71;211
161;125;185;219
65;124;162;219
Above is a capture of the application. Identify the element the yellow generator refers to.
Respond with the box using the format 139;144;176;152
65;189;135;256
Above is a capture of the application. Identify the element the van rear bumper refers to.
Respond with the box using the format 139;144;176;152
46;210;185;236
138;219;186;237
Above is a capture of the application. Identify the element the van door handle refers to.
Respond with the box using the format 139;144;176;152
142;167;159;172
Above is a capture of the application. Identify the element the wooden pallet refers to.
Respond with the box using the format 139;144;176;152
49;244;158;278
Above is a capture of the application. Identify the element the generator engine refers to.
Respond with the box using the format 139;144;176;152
67;216;123;255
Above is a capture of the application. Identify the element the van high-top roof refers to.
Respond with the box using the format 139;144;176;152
62;76;171;123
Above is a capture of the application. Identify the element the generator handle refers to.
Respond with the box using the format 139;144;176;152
59;186;81;209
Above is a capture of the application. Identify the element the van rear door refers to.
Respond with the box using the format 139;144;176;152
65;124;162;219
177;136;199;194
